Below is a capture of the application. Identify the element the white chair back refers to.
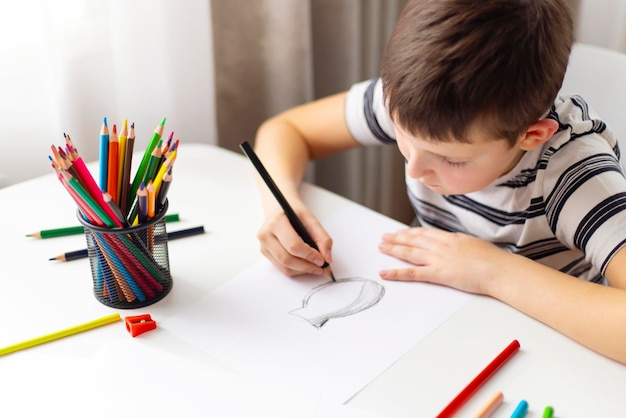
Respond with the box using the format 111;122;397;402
560;43;626;162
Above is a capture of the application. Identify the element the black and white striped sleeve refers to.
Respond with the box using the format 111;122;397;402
344;78;396;145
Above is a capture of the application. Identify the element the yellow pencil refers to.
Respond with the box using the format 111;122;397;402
117;118;128;203
0;313;121;356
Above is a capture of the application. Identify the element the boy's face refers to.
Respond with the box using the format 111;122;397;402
394;125;525;195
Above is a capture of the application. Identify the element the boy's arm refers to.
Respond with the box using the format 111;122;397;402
378;228;626;364
253;92;362;277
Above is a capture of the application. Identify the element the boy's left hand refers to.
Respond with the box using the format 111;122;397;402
378;227;509;295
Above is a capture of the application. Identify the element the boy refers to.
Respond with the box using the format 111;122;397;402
252;0;626;364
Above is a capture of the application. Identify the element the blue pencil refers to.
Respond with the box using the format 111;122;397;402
93;232;146;302
510;400;528;418
99;117;109;191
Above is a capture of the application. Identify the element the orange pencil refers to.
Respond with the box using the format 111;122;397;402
107;124;119;204
146;180;155;219
119;122;135;215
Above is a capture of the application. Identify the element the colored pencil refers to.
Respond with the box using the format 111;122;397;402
57;171;104;228
62;142;123;228
542;406;554;418
157;167;173;209
0;313;121;356
107;124;119;203
136;182;148;225
239;140;336;281
103;192;130;228
510;400;529;418
128;117;166;210
61;172;109;227
153;149;176;191
117;119;128;203
49;226;206;261
99;117;109;191
472;391;504;418
143;140;163;184
26;213;181;239
146;180;156;219
159;131;173;166
436;340;521;418
119;122;135;215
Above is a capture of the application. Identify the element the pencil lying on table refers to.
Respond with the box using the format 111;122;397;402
49;226;206;261
0;313;121;356
436;339;520;418
27;213;181;239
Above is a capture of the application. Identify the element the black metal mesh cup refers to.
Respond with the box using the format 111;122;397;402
77;200;173;309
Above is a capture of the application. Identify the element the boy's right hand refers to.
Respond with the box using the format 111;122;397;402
257;206;333;277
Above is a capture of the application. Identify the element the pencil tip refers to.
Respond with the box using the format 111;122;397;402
160;117;166;126
103;116;107;126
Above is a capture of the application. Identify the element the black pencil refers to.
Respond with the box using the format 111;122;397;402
239;141;336;281
49;226;206;262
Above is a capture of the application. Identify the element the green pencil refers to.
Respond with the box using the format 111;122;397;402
26;213;181;239
128;117;166;212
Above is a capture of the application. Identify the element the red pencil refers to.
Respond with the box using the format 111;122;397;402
436;340;520;418
107;124;119;204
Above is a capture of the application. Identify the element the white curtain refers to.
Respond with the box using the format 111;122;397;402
572;0;626;52
0;0;216;188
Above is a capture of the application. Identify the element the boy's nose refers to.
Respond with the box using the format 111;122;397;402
406;152;433;179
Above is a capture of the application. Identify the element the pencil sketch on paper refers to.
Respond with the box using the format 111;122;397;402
289;278;385;328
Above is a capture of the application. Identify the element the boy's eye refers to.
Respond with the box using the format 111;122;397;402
440;157;466;168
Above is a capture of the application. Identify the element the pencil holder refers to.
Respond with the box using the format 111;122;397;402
78;200;173;309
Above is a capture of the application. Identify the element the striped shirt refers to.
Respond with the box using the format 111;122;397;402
345;78;626;284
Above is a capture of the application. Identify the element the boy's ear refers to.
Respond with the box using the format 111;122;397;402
518;119;559;151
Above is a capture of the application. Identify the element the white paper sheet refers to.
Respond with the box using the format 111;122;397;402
163;204;473;406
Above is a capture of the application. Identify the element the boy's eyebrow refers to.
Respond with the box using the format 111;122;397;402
427;148;472;161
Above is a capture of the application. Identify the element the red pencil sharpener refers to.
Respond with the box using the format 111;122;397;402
125;314;157;337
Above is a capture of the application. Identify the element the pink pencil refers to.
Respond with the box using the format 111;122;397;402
70;153;123;228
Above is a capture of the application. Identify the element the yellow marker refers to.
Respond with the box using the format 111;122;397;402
0;313;121;356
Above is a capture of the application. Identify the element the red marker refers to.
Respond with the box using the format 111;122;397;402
436;339;521;418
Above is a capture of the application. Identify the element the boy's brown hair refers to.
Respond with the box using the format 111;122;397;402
380;0;574;145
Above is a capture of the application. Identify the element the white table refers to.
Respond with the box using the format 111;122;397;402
0;143;624;417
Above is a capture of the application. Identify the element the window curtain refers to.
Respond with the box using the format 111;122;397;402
0;0;217;188
210;0;414;224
